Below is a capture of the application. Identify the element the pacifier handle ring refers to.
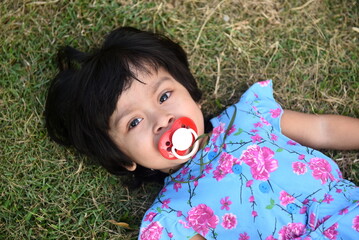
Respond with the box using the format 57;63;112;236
171;129;199;160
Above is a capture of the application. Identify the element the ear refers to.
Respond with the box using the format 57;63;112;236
125;162;137;171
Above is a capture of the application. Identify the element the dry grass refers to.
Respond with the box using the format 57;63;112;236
1;0;358;239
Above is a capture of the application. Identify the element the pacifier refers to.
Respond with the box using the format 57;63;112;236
158;117;199;160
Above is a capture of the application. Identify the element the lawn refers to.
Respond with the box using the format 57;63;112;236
1;0;358;239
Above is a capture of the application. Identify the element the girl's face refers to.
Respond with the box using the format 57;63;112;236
109;67;204;173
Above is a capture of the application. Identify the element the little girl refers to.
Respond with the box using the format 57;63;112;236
45;27;359;240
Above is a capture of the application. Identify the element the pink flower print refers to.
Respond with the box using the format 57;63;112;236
160;187;167;194
309;213;317;230
339;207;348;215
168;232;173;238
246;180;254;187
265;236;277;240
260;117;271;126
177;211;183;217
221;213;237;229
186;204;219;236
194;180;199;187
204;163;213;173
213;152;240;181
239;232;250;240
173;182;182;192
253;122;263;128
220;196;232;211
287;140;297;145
292;162;307;175
299;206;307;214
249;195;255;202
181;167;190;175
212;122;225;143
140;221;164;240
278;222;306;240
161;199;170;209
298;154;305;160
309;157;335;184
323;223;338;240
259;80;271;86
251;134;263;143
269;108;281;118
352;215;359;232
336;188;342;193
279;191;295;206
252;211;258;217
322;194;334;204
228;125;236;135
178;219;190;229
240;145;278;181
213;169;226;181
213;122;225;134
270;134;278;141
144;212;157;222
220;152;240;172
336;169;343;179
250;129;259;133
318;215;331;225
238;232;250;240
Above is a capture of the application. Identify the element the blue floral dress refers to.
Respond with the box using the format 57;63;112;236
139;81;359;240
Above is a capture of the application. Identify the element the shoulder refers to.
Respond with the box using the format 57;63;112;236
239;80;275;103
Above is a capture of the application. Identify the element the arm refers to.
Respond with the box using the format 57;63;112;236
281;110;359;150
190;234;206;240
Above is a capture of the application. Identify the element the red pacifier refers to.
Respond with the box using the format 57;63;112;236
158;117;199;160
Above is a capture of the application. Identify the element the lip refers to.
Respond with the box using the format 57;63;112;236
158;117;198;160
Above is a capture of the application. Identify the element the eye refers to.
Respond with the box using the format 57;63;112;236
159;92;171;104
129;118;143;129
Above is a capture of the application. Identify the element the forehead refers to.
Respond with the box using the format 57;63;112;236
124;66;172;93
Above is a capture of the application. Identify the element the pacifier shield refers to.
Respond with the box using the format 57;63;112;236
158;117;198;160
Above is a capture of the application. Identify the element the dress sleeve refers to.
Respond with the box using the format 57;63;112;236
138;211;197;240
238;80;283;132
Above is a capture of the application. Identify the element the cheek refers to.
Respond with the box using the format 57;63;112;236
127;134;155;155
113;132;140;157
188;104;204;134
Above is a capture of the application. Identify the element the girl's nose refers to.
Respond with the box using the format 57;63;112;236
154;113;175;135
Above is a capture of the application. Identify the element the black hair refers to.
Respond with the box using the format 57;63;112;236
44;27;202;186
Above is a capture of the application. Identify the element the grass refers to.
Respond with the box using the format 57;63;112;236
1;0;358;239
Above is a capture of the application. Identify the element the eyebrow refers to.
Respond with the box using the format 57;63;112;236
151;76;172;95
111;76;173;130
